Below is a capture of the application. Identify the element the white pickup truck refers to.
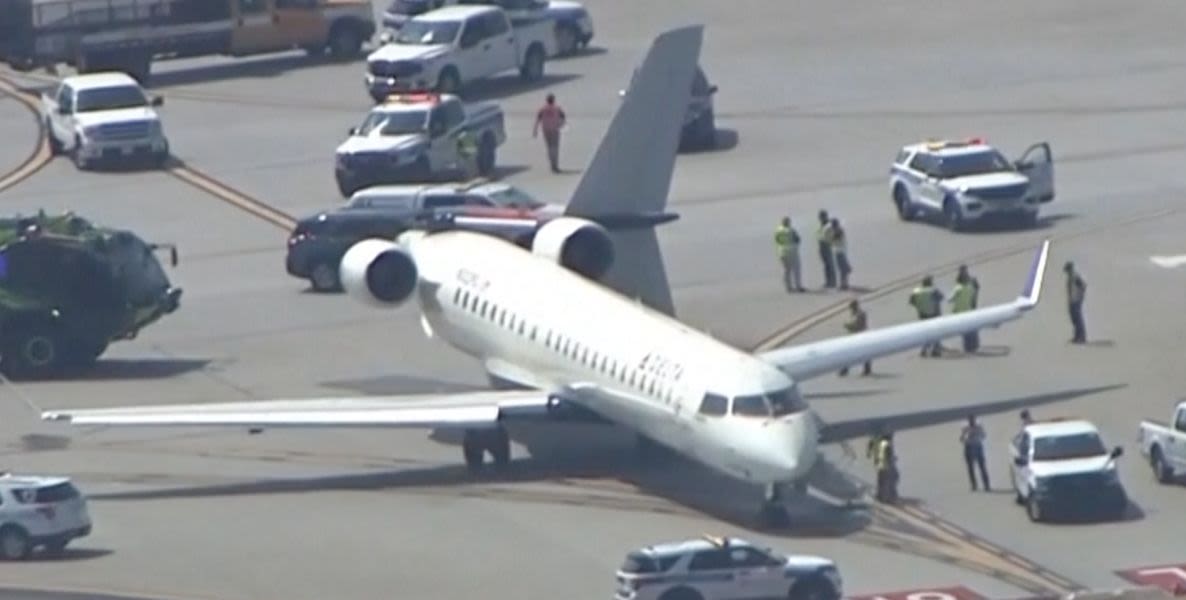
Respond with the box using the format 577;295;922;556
40;72;170;170
364;4;554;101
1138;400;1186;484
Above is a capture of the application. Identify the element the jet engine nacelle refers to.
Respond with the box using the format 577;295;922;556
531;217;614;280
340;238;418;308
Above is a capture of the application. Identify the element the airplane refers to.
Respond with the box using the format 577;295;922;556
40;25;1054;527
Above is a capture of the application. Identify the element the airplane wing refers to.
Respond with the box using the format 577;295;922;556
759;240;1050;381
39;390;558;429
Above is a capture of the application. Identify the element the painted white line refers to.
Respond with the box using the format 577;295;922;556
1150;255;1186;268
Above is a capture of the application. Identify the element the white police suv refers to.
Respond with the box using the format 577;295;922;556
889;138;1054;231
0;474;92;559
615;536;842;600
1009;418;1128;523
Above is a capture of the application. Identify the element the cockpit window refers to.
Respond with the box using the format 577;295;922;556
767;387;807;416
732;395;770;417
698;393;728;417
732;387;807;418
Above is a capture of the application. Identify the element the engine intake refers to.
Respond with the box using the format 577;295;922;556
340;239;418;308
531;217;614;280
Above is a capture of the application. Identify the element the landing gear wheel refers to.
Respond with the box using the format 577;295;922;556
309;262;340;292
758;484;790;529
0;527;31;560
462;431;484;472
759;501;790;529
462;427;511;473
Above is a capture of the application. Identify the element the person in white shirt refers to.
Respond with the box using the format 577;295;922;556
960;415;990;491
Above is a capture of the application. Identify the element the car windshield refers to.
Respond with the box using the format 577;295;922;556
76;85;147;112
101;230;171;307
1032;433;1107;461
395;20;460;44
356;110;428;136
731;386;807;418
485;186;544;209
933;150;1013;178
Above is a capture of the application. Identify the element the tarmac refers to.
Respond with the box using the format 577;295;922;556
2;1;1186;598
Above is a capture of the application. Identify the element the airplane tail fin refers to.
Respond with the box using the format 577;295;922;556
563;24;704;316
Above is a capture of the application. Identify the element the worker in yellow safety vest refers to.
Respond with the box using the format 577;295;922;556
908;275;944;357
871;432;898;503
774;217;803;292
838;300;871;376
456;129;478;178
949;267;979;353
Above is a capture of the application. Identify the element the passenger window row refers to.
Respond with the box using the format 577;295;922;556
451;286;679;406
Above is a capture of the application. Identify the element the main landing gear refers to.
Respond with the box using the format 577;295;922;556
462;426;511;472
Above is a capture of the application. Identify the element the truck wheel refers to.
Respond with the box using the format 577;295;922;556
789;576;837;600
519;45;545;82
1151;447;1174;484
328;23;364;59
1025;495;1044;522
43;540;69;556
71;136;90;171
658;587;703;600
0;526;31;560
45;118;63;155
893;185;914;221
943;198;964;232
62;339;107;369
555;23;579;56
477;134;496;176
2;324;63;379
309;261;341;292
436;68;461;94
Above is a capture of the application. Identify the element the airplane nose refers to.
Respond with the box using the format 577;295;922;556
770;414;818;479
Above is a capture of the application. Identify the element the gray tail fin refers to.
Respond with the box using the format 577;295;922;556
564;24;704;316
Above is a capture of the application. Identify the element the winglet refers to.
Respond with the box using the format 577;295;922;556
1018;239;1050;308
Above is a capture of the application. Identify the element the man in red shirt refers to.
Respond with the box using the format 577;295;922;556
532;93;566;173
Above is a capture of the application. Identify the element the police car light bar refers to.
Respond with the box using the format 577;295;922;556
385;93;441;104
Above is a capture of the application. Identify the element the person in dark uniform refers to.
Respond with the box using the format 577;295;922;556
815;210;836;289
1064;261;1087;343
960;415;990;491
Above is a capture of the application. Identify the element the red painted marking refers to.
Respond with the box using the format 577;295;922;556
848;585;987;600
1116;563;1186;595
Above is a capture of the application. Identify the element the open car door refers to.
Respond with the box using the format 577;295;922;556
1016;142;1054;203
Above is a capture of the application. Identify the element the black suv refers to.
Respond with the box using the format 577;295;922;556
285;210;412;292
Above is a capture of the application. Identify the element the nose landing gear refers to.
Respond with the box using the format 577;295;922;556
759;483;791;529
462;426;511;473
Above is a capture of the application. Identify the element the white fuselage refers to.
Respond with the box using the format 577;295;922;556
400;230;819;485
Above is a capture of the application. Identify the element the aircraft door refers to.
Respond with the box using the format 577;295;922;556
1016;142;1054;203
230;0;284;55
273;0;330;47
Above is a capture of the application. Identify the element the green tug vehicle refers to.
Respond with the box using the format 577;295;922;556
0;211;182;379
